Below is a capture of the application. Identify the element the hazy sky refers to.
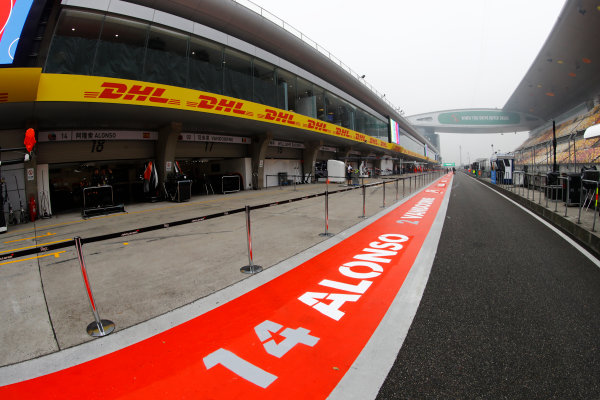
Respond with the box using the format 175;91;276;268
248;0;566;164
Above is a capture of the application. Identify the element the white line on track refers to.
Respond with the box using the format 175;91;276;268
471;175;600;268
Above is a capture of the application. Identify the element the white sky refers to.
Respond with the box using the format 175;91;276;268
249;0;566;165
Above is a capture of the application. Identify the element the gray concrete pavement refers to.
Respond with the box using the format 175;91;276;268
0;174;434;367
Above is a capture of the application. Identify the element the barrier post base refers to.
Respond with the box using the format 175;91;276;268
87;319;115;337
241;264;263;274
319;232;334;237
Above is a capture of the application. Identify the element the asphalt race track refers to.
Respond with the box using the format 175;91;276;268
377;172;600;399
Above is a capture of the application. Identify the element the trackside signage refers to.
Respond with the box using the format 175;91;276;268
178;133;251;144
33;73;433;162
38;130;158;142
438;110;520;126
0;176;451;399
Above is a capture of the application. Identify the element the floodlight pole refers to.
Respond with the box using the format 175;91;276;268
552;120;558;172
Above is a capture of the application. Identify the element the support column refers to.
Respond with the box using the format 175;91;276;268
24;123;38;209
338;147;353;162
374;155;382;175
24;156;37;207
251;132;272;190
156;122;182;191
360;151;371;169
303;140;322;183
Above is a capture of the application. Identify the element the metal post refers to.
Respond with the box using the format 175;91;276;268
578;182;583;224
593;182;598;232
565;177;569;217
395;178;399;201
74;236;115;337
521;172;524;195
241;205;263;274
320;182;334;236
520;172;524;197
513;172;516;193
402;178;405;198
552;120;558;172
538;174;542;205
574;136;577;170
545;176;549;208
359;182;366;219
381;181;386;208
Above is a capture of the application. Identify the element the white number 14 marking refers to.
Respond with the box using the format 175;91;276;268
203;320;320;388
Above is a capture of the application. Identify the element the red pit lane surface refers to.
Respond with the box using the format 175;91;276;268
1;175;452;399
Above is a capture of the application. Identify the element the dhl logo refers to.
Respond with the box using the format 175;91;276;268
335;127;351;138
264;109;297;125
86;83;178;104
307;119;328;132
0;92;8;102
188;95;247;115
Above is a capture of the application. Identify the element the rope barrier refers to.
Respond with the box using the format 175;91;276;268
0;173;439;263
0;171;443;337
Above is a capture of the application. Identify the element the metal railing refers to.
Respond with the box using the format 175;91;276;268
579;179;599;231
1;171;446;336
482;170;600;231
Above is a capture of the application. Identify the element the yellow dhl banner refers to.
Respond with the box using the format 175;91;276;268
34;73;431;161
0;68;42;103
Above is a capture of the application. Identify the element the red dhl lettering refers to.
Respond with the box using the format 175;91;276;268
197;95;245;115
369;138;378;144
215;99;245;114
91;83;249;115
98;83;126;99
264;109;296;124
356;134;366;142
97;82;169;103
308;119;328;132
335;127;351;138
198;95;217;109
